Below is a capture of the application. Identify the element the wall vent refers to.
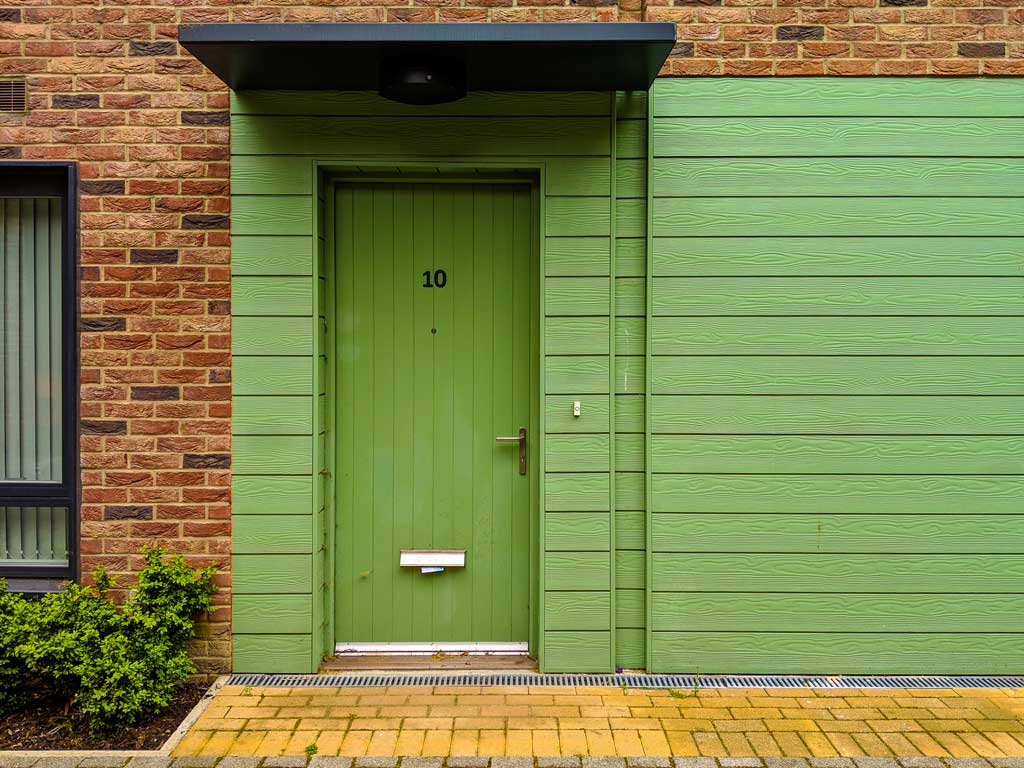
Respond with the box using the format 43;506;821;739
0;78;28;113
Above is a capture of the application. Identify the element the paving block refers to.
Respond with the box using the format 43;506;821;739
399;760;442;768
354;760;398;768
126;758;173;768
539;758;582;768
264;759;309;768
172;759;218;768
765;760;811;768
851;762;897;768
492;759;533;768
445;760;490;768
944;762;994;768
309;759;353;768
40;759;96;768
215;758;261;768
991;762;1024;768
0;758;37;768
582;759;626;768
809;761;855;768
897;760;944;768
627;760;671;768
673;760;717;768
720;761;762;768
79;759;131;768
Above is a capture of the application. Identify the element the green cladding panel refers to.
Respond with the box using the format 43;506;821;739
647;77;1024;674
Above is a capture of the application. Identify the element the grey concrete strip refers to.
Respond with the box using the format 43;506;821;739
353;759;398;768
78;759;129;768
125;758;172;768
810;761;855;768
852;761;899;768
627;760;672;768
582;759;626;768
765;760;811;768
539;758;582;768
674;760;718;768
444;759;490;768
171;760;218;768
308;759;353;768
720;761;762;768
0;758;39;768
264;760;308;768
400;761;443;768
897;760;944;768
213;759;261;768
490;759;533;768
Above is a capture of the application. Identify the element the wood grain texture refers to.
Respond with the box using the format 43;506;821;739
232;90;612;117
545;434;610;472
233;475;313;516
616;356;645;394
616;509;645;549
652;236;1024;277
653;552;1024;593
233;357;314;396
546;552;611;589
652;356;1024;396
652;474;1024;516
616;472;644;511
545;631;612;672
650;632;1024;674
616;318;645;356
231;155;312;196
653;118;1024;157
652;317;1024;356
233;515;313;554
233;595;314;634
233;435;314;475
545;512;611;551
652;593;1024;633
546;198;611;237
233;553;313;593
546;356;610;394
545;591;611;631
545;276;610;315
654;198;1024;237
233;634;313;674
616;588;645;628
233;396;313;435
653;78;1024;118
651;513;1024;554
545;472;611;512
233;317;313;356
652;395;1024;435
616;239;646;278
545;395;610;434
545;317;610;355
232;116;610;156
653;158;1024;197
652;435;1024;475
616;628;645;669
652;276;1024;316
232;195;312;236
546;157;611;197
232;277;313;316
545;237;611;277
232;236;314;276
616;551;644;589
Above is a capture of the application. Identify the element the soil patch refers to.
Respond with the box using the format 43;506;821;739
0;681;208;751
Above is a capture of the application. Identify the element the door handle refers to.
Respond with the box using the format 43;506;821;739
495;427;527;476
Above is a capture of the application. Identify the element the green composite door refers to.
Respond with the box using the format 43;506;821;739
334;182;535;644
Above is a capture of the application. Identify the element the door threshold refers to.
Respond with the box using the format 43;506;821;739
334;642;528;656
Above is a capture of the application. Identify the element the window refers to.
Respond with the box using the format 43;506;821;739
0;163;77;579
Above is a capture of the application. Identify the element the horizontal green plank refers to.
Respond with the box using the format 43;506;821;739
617;91;647;119
232;236;314;276
546;552;610;590
615;395;644;434
651;513;1024;554
233;435;313;475
233;277;313;316
233;196;312;236
545;238;610;277
617;159;645;198
233;595;313;635
545;435;610;473
234;357;314;397
616;318;644;356
545;631;612;673
653;237;1024;277
545;592;611;631
233;554;312;594
616;239;646;278
545;317;610;355
546;157;610;197
653;593;1024;633
616;588;645;629
652;395;1024;435
616;509;645;550
546;512;610;552
651;632;1024;675
233;396;313;436
231;156;313;196
652;474;1024;516
651;317;1024;356
653;553;1024;593
653;158;1024;197
653;118;1024;157
233;116;610;156
616;627;645;669
233;475;313;515
546;356;609;395
232;90;612;117
233;515;313;555
546;395;609;434
616;278;645;317
616;472;645;511
233;634;312;674
616;434;644;472
653;78;1024;118
616;356;645;395
616;550;644;590
653;277;1023;316
546;198;610;238
616;121;645;160
545;277;610;316
652;356;1024;395
616;199;645;239
233;317;312;356
651;435;1024;475
654;198;1024;237
545;472;610;512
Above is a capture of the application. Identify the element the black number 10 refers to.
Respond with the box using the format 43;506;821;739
422;269;447;288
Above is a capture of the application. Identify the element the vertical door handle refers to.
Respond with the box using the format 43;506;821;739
495;427;527;475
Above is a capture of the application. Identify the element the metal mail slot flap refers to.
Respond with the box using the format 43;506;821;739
400;549;466;568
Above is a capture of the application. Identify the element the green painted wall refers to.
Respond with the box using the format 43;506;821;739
646;77;1024;674
230;90;649;672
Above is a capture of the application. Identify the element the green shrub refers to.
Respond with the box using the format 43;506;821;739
0;547;216;735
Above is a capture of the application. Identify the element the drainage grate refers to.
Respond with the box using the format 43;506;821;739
225;673;1024;689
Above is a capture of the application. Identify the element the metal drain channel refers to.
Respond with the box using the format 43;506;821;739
226;673;1024;689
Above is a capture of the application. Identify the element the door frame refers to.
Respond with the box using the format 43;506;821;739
315;162;547;659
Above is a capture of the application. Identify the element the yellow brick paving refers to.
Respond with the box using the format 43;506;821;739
173;686;1024;759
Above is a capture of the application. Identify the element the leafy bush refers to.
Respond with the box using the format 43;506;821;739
0;547;216;735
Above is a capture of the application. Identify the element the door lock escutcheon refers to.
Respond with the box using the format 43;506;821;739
495;427;527;476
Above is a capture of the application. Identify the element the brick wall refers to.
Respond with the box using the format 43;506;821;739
0;0;1019;675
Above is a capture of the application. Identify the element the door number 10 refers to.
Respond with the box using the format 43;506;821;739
422;269;447;288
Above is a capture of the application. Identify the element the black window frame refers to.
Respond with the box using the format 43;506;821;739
0;161;79;581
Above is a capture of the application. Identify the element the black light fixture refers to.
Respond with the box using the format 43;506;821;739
378;55;467;105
